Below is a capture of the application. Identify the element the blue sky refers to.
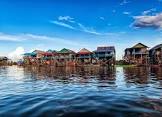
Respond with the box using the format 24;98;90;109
0;0;162;60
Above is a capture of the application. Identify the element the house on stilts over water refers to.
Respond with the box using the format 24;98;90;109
94;46;116;66
22;45;116;67
57;48;76;66
149;44;162;65
0;56;9;66
124;43;149;65
76;48;92;65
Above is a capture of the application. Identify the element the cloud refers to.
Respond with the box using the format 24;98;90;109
0;33;61;42
26;34;81;46
8;47;25;61
112;10;116;13
0;33;26;42
51;16;116;36
50;21;75;29
132;13;162;29
99;17;105;20
51;19;103;35
0;32;81;46
142;8;156;15
51;20;124;36
120;0;130;5
78;23;102;35
58;16;75;23
107;23;111;26
123;11;131;15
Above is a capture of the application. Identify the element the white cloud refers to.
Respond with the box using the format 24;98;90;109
132;13;162;29
8;47;25;61
51;16;118;36
0;33;26;42
142;8;156;15
28;34;81;46
123;11;130;15
0;32;82;47
51;15;110;36
0;33;59;42
99;17;105;20
120;0;130;5
51;19;103;35
58;16;75;23
78;23;102;35
50;20;75;29
51;19;125;36
112;10;116;13
107;23;111;26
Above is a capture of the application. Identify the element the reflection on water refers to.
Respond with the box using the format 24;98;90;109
0;66;162;117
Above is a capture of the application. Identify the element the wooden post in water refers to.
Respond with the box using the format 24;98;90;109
141;53;142;64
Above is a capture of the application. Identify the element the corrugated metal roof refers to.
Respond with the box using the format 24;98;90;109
23;53;36;56
132;43;148;48
95;46;115;52
59;48;75;54
150;44;162;51
32;50;45;54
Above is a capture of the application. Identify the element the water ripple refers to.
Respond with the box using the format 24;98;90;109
0;66;162;117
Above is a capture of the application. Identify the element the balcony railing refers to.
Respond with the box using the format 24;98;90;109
132;52;148;55
77;56;91;59
96;54;114;57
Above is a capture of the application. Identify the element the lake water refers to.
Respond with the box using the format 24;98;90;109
0;66;162;117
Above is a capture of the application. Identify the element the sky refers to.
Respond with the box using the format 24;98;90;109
0;0;162;60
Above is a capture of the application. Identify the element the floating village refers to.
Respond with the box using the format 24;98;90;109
0;43;162;67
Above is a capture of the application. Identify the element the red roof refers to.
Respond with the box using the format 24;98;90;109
77;48;92;55
42;52;53;56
